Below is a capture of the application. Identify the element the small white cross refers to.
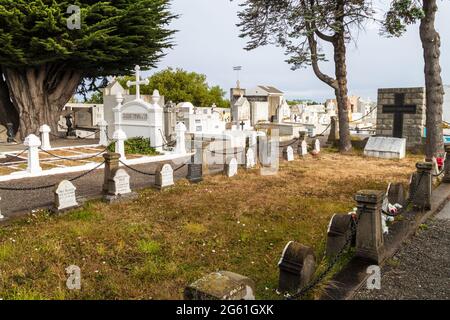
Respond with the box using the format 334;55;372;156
126;65;149;100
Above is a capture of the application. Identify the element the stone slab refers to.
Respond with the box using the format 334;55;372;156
364;137;406;159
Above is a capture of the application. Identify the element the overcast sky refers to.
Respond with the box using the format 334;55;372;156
146;0;450;102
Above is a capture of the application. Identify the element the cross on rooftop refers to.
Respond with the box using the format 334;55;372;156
126;65;149;100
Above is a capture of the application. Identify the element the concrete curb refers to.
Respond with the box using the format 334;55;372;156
320;183;450;300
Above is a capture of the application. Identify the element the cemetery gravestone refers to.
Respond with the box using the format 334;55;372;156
326;214;354;259
313;139;321;154
412;162;432;210
246;148;256;169
278;242;316;293
225;158;238;177
103;168;136;203
53;180;79;213
283;146;294;161
185;271;256;300
298;140;308;157
155;164;175;190
364;137;406;159
387;183;406;207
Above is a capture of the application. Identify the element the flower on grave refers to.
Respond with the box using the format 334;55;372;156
437;157;444;169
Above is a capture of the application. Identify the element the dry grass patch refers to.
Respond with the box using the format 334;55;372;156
0;150;422;300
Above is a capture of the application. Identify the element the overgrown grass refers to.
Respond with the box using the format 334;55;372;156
0;150;422;300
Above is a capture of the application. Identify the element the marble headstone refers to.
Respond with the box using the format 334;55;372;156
226;158;238;177
113;169;132;196
54;180;79;212
155;164;175;190
299;141;308;157
313;139;321;153
246;148;256;169
364;137;406;159
284;146;294;161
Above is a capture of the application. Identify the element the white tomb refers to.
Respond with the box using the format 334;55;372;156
112;66;164;152
364;137;406;160
54;180;78;212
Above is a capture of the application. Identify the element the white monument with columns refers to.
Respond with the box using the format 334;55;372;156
112;65;164;152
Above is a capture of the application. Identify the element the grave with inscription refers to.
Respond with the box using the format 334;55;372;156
364;136;406;159
376;88;426;150
53;180;79;213
155;163;175;190
103;168;136;203
283;146;294;161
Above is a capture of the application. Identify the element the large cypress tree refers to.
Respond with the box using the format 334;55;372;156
0;0;176;139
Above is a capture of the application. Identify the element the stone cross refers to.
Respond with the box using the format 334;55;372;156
240;121;245;131
278;241;316;293
354;190;385;264
39;124;52;150
155;163;175;190
175;122;187;155
98;120;109;147
53;180;79;212
126;65;149;100
24;134;42;174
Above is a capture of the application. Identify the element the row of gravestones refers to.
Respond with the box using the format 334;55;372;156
53;161;176;213
184;159;440;300
283;139;321;162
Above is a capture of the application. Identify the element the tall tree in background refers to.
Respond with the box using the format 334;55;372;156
118;68;230;109
0;0;176;139
237;0;375;153
384;0;444;159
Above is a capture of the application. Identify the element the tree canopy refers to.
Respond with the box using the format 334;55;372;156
118;68;230;108
0;0;176;138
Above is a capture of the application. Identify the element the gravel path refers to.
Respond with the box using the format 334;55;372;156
354;216;450;300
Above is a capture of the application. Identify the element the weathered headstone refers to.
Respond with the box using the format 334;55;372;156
364;136;406;159
327;116;339;145
443;146;450;183
354;190;385;264
53;180;79;213
225;158;238;177
246;148;256;169
155;163;175;190
313;139;321;154
411;162;432;210
278;242;316;293
326;214;354;260
387;183;406;207
283;146;294;162
298;140;308;157
103;168;136;203
187;163;203;183
185;271;256;300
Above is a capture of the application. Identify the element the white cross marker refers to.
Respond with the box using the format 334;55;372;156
126;65;149;100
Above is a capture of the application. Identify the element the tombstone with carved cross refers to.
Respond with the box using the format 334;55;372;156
376;88;426;151
112;65;165;152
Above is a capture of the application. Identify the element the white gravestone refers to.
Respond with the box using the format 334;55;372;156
246;148;256;169
299;140;308;157
155;164;174;189
285;146;294;161
364;137;406;160
54;180;78;212
227;158;238;177
113;169;132;196
313;139;321;153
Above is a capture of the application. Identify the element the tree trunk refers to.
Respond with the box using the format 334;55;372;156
420;0;444;159
0;75;19;132
333;33;352;153
2;65;82;141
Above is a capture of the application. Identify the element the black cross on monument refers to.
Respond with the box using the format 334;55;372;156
382;93;417;138
240;121;245;131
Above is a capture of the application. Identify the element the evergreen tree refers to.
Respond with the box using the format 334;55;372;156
0;0;176;139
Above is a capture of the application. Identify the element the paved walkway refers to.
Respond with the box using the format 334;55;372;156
0;156;191;219
354;202;450;300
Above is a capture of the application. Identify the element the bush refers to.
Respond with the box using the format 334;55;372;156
108;137;159;156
